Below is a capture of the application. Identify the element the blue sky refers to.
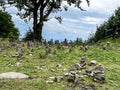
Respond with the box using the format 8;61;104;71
1;0;120;41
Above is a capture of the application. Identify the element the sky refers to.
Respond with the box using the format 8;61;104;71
1;0;120;41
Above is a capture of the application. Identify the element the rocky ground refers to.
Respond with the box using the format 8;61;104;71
0;39;120;90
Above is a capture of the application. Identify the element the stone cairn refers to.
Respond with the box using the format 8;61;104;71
93;64;105;83
80;45;89;52
64;56;87;84
45;45;51;56
46;56;105;90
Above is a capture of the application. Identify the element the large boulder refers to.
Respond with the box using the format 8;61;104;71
0;72;29;79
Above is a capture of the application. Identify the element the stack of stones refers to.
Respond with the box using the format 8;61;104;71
53;49;57;55
0;48;2;52
93;64;105;83
45;45;51;56
65;63;81;83
80;46;89;52
85;60;105;83
64;56;87;83
46;55;105;90
80;56;87;69
64;71;79;83
70;63;81;71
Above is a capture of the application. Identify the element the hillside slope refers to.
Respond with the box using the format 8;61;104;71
0;38;120;90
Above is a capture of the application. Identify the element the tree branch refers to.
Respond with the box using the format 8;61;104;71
29;0;35;5
43;0;54;20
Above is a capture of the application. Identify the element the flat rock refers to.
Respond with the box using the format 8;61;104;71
89;60;97;66
0;72;29;79
46;80;54;84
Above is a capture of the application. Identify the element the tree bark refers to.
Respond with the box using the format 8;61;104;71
33;6;43;42
36;22;43;42
33;3;44;42
33;8;38;41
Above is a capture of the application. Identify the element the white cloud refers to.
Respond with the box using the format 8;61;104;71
63;18;80;23
33;0;120;41
80;16;105;25
84;0;120;15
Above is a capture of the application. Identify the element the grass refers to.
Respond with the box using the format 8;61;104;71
0;38;120;90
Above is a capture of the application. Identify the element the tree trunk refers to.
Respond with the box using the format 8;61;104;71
112;27;116;39
33;2;45;42
36;22;43;42
33;8;38;41
33;7;43;42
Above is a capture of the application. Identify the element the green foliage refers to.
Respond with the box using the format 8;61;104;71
85;32;95;44
0;10;19;41
1;0;90;41
74;37;83;45
94;24;106;41
94;7;120;42
23;29;34;41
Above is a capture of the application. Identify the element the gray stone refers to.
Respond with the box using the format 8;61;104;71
80;46;84;50
93;74;105;83
4;55;7;57
67;73;75;83
45;47;51;55
74;74;79;83
106;41;110;46
64;72;70;77
70;63;81;71
16;62;21;67
12;52;22;58
70;67;77;71
95;64;104;71
29;53;33;56
66;72;79;83
85;69;94;77
89;60;97;66
35;66;46;70
84;84;96;90
0;72;29;79
12;52;19;57
41;66;47;69
0;48;2;52
50;68;55;72
49;76;55;79
8;63;14;67
84;46;89;51
56;64;62;68
21;48;25;53
103;45;108;51
80;46;89;52
46;80;54;84
63;68;66;72
54;76;64;82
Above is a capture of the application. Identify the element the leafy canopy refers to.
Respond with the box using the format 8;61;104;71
0;0;90;41
0;10;19;41
94;7;120;42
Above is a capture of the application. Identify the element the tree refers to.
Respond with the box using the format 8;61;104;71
23;28;34;41
94;7;120;41
94;23;106;41
0;10;19;41
0;0;90;41
74;37;83;45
